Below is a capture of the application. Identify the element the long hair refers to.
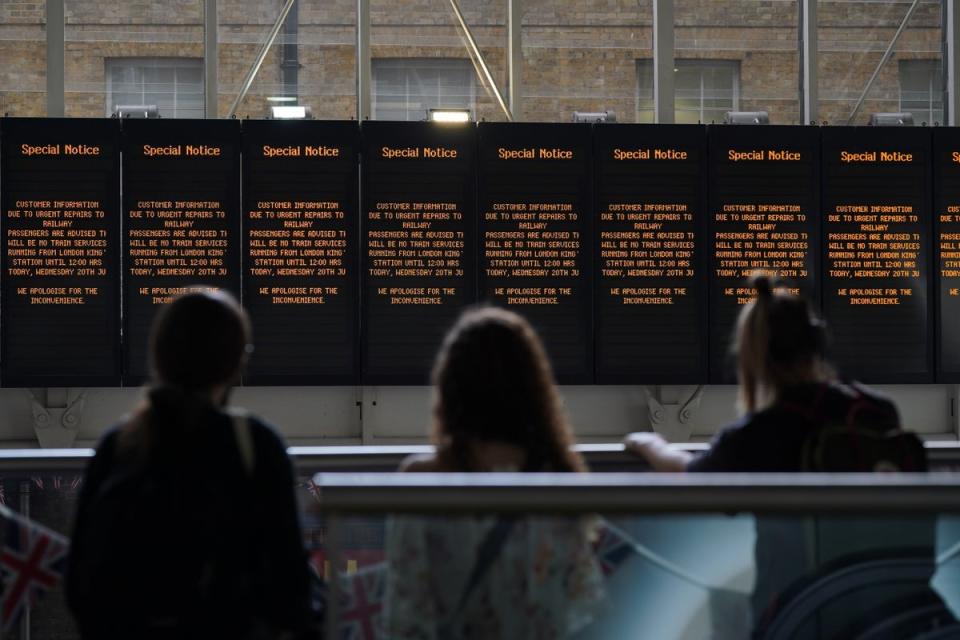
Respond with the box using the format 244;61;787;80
735;273;831;413
122;288;252;456
430;307;585;472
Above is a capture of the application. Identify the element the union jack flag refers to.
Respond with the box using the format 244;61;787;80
299;478;321;503
592;521;634;576
340;562;386;640
0;505;69;632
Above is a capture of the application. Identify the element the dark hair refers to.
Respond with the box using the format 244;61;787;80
430;307;585;472
149;288;251;390
735;273;831;412
123;289;251;455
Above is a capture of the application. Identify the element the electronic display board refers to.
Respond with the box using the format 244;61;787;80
0;118;121;386
821;127;931;383
478;122;593;383
360;121;476;383
122;119;241;385
242;120;358;384
594;124;707;383
935;128;960;382
708;126;820;383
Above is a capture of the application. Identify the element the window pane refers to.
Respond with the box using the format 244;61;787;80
676;0;797;124
105;58;203;119
819;0;942;125
66;3;203;117
899;59;943;125
373;58;474;121
637;59;738;124
524;1;652;122
0;2;46;116
370;0;504;122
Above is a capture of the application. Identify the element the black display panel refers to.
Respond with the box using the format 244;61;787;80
708;126;820;383
0;118;121;386
935;128;960;382
241;121;358;385
122;119;241;384
360;121;476;383
478;123;593;383
821;127;932;383
594;124;707;383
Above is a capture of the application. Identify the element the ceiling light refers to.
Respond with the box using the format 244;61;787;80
271;105;309;119
427;108;471;123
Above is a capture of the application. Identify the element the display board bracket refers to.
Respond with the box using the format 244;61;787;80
28;388;85;448
644;385;703;442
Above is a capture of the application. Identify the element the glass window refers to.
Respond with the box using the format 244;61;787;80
819;0;942;125
676;0;797;124
899;59;943;125
105;58;204;118
636;59;740;124
65;2;204;118
372;58;476;121
371;0;506;122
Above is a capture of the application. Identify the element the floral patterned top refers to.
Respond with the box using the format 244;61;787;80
385;515;605;639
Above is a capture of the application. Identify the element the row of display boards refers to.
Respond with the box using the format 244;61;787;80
1;117;959;387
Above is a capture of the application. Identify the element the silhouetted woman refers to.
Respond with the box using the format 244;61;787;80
386;307;603;638
67;290;313;639
404;306;584;473
624;272;906;471
624;274;945;636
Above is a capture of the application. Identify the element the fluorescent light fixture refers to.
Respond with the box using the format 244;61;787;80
723;111;770;125
869;112;914;126
267;96;297;103
113;104;159;119
428;108;471;123
271;105;309;119
572;110;616;123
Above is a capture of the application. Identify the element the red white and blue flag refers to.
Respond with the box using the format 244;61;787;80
0;505;69;632
592;522;635;576
340;562;386;640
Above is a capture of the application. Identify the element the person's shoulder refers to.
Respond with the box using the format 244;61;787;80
228;411;291;456
834;380;901;425
90;424;127;462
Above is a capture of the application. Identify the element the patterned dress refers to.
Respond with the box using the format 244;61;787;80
385;514;605;639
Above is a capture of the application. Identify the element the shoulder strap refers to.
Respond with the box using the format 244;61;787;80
452;517;517;617
229;411;255;476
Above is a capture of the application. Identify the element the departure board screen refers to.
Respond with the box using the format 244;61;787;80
0;118;121;386
935;129;960;381
822;127;931;383
242;120;358;384
478;123;593;383
594;124;707;383
708;126;820;383
933;129;960;383
360;121;476;384
122;119;241;384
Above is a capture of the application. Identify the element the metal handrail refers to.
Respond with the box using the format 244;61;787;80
311;472;960;514
0;441;956;472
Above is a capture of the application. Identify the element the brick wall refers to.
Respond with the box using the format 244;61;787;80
0;0;945;124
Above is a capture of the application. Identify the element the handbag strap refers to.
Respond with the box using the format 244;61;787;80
229;411;255;476
451;517;517;618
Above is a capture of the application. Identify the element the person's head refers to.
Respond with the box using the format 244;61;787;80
149;288;251;396
431;307;584;472
735;273;832;413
